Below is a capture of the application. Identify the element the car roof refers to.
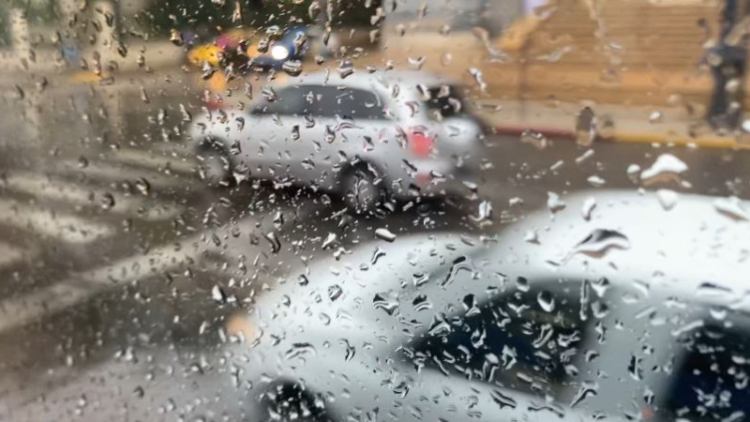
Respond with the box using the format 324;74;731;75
492;189;750;308
253;190;750;322
274;70;458;94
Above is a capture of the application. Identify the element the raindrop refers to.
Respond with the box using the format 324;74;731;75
291;125;300;140
179;104;192;122
337;61;354;79
135;178;150;196
565;229;630;261
322;233;337;249
140;87;150;104
640;154;688;185
282;60;303;76
211;285;227;304
649;110;663;123
169;29;183;46
713;196;749;221
628;355;642;380
491;390;517;409
262;86;277;102
468;68;487;91
471;200;493;224
570;381;598;408
375;228;396;242
516;276;530;292
371;247;386;265
308;1;321;19
259;231;280;254
656;189;678;211
520;130;548;149
341;339;355;361
298;274;309;286
100;193;115;210
537;290;555;312
412;295;432;312
441;256;473;287
328;284;343;301
373;293;399;315
285;343;317;361
582;197;596;220
547;192;566;213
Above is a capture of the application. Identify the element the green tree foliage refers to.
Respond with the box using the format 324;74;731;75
141;0;381;38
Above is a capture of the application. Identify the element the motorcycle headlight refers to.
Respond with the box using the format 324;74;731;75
271;45;290;60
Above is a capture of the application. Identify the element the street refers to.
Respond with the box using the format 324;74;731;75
1;72;750;420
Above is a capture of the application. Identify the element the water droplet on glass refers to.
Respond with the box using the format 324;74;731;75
264;231;281;253
640;154;688;185
100;192;115;210
328;284;343;301
375;228;396;242
713;196;749;221
211;285;227;304
282;60;303;76
547;192;566;213
656;189;678;211
537;290;555;312
285;343;317;361
169;29;183;46
322;233;337;249
337;61;354;79
582;197;596;220
468;68;487;92
520;130;548;149
371;246;386;265
373;293;399;315
135;178;150;196
565;229;630;261
491;390;517;409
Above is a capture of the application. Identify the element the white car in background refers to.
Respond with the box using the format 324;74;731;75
189;71;484;212
221;190;750;422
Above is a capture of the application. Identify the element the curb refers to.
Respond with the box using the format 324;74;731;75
493;125;749;150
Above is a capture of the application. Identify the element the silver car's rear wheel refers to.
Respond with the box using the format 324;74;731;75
262;383;327;422
341;166;383;214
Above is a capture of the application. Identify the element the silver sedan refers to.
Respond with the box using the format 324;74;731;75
189;71;485;212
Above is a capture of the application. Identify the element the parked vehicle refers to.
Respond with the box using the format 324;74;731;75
189;71;484;212
187;26;315;70
222;190;750;422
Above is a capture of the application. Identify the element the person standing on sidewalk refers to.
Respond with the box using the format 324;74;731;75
706;0;749;131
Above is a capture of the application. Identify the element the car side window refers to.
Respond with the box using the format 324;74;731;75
300;86;386;120
410;285;589;398
252;86;306;116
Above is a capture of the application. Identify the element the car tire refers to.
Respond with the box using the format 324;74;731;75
262;383;327;422
340;164;385;215
198;141;233;188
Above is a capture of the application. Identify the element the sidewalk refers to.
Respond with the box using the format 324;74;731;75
475;99;750;149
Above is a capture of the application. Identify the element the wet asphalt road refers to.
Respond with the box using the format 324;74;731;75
1;76;750;419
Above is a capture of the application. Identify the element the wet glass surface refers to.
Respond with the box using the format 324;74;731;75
1;0;750;421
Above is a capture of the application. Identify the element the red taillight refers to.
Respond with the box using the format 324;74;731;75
408;131;435;157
